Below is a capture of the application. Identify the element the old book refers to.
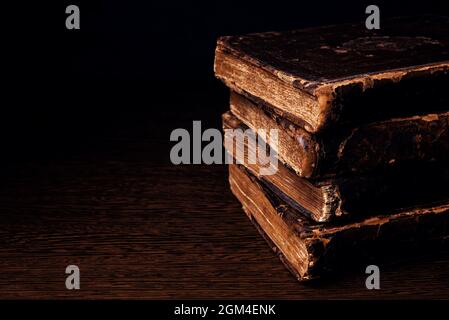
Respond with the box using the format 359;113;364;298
223;111;449;222
215;15;449;134
229;91;449;179
229;164;449;281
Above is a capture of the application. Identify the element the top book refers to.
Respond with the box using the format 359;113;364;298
215;16;449;133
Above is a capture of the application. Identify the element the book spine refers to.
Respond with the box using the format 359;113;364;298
324;66;449;130
327;111;449;176
231;90;449;179
230;164;449;281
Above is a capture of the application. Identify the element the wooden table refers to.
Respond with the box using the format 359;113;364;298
0;90;448;299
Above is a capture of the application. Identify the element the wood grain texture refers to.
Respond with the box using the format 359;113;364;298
0;129;448;299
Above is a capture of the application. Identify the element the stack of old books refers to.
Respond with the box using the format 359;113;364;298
214;16;449;280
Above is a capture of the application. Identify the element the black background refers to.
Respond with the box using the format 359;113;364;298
1;0;449;300
2;0;449;163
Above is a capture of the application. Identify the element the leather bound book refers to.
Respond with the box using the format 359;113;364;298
215;16;449;134
223;111;449;222
228;92;449;179
229;164;449;281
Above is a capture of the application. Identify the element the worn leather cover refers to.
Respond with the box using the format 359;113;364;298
229;92;449;179
224;111;449;222
215;16;449;132
229;164;449;281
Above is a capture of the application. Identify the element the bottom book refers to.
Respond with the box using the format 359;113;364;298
228;164;449;281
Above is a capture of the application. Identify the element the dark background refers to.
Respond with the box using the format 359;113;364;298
3;0;449;159
1;0;449;298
